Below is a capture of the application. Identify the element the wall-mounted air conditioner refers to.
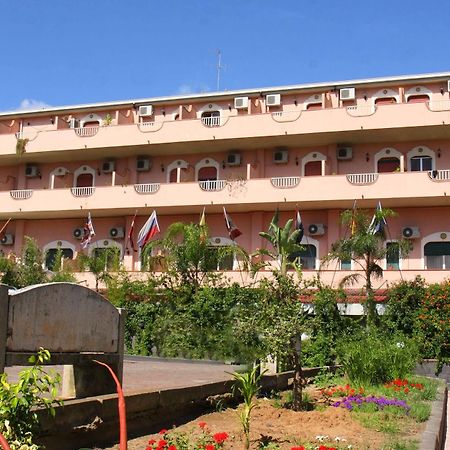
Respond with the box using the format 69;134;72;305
138;105;153;117
340;87;356;101
234;97;249;109
308;223;325;236
73;228;83;240
227;152;241;166
0;234;14;245
447;80;450;92
102;161;115;173
136;157;152;172
109;227;124;239
25;165;40;178
337;147;353;160
266;94;281;106
402;226;420;239
273;149;288;164
69;118;79;129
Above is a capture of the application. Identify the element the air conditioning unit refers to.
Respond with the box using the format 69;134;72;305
402;226;420;239
308;223;325;236
25;165;39;178
102;161;115;173
340;87;356;101
447;80;450;92
234;96;249;109
266;94;281;106
0;234;14;245
136;157;151;172
73;228;83;240
273;149;289;164
227;152;241;166
69;118;79;129
138;105;153;117
109;227;125;239
337;147;353;160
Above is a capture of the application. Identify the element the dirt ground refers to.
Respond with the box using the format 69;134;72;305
98;393;424;450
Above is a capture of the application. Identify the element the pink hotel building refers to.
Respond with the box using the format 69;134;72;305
1;71;450;288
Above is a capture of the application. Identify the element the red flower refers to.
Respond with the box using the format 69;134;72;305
404;387;409;393
148;439;156;445
198;421;208;429
157;439;167;449
205;445;215;450
159;429;168;435
291;447;305;450
167;446;177;450
213;432;229;444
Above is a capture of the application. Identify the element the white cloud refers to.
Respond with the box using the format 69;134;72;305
17;98;51;111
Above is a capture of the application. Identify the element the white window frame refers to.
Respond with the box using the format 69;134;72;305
166;159;189;183
422;232;450;269
384;240;402;270
301;152;326;177
374;147;403;173
407;146;435;172
208;236;238;270
42;240;76;269
195;158;220;181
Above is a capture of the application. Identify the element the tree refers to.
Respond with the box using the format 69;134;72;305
246;211;309;411
322;206;408;326
142;222;247;291
253;209;304;275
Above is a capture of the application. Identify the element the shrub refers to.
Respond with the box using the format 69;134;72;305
337;331;418;385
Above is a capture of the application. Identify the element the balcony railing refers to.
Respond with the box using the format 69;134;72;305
70;186;96;197
346;173;379;185
10;189;33;200
270;176;301;189
271;110;302;122
198;180;226;191
346;105;376;117
137;121;164;132
427;100;450;112
134;183;161;194
428;169;450;181
74;127;99;137
201;116;221;127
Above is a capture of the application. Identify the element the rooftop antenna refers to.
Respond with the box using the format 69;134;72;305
216;49;223;91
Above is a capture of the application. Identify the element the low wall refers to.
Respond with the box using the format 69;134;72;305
37;368;316;450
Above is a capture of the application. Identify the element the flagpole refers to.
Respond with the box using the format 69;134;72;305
124;210;137;257
0;218;12;237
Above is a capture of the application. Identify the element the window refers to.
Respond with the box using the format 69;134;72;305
340;257;352;270
290;245;317;270
205;247;234;271
407;95;429;103
375;97;397;105
424;242;450;269
45;248;74;270
377;157;400;173
386;242;400;270
410;155;432;172
304;161;322;176
201;111;221;127
91;247;121;271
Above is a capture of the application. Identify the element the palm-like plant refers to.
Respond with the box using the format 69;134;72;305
254;210;304;275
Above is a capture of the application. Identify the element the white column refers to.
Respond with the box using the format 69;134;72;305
321;160;326;176
246;163;251;180
112;171;116;186
176;167;181;183
50;174;55;190
400;155;405;172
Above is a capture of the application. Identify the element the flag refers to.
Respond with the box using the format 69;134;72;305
81;212;95;249
295;209;304;244
223;207;242;240
199;207;206;227
137;210;160;249
127;212;137;252
368;201;386;235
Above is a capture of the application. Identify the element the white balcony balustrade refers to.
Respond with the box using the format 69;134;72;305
346;173;379;185
10;189;33;200
70;186;96;197
270;176;301;189
134;183;161;194
346;105;376;117
427;100;450;112
198;180;226;191
428;170;450;181
74;127;99;137
201;116;222;127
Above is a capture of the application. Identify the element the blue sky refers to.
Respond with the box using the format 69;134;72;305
1;0;450;111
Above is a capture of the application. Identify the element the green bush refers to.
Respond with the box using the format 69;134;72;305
337;331;419;385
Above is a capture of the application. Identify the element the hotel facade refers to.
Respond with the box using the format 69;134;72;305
1;72;450;288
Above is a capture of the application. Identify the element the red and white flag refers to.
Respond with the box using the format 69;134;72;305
126;212;137;252
81;212;95;249
223;207;242;240
137;210;160;249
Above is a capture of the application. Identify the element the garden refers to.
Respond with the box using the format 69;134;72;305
0;207;448;449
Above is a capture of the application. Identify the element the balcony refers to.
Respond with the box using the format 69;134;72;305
1;102;449;160
1;170;449;218
346;173;379;185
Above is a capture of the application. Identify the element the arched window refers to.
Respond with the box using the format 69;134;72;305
167;160;189;183
195;158;220;181
301;152;326;177
405;86;431;103
49;167;69;189
304;93;323;111
407;146;434;172
73;165;95;187
424;242;450;269
79;113;103;128
386;241;400;270
289;236;319;270
43;240;75;270
207;237;236;271
88;240;122;270
197;103;223;127
374;148;402;173
373;88;399;106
